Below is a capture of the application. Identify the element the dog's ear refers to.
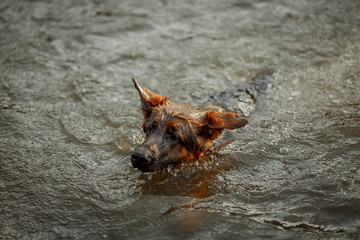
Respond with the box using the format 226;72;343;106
199;110;248;140
192;110;248;159
132;78;170;117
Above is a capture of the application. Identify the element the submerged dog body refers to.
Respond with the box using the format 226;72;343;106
130;78;248;172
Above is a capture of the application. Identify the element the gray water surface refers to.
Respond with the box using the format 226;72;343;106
1;0;360;239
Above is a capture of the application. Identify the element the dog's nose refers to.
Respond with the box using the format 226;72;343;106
131;150;151;172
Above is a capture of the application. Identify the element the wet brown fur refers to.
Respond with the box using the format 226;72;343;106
131;78;248;172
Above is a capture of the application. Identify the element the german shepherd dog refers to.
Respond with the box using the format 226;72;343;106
130;78;249;172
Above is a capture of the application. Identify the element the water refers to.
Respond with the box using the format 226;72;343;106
1;0;360;239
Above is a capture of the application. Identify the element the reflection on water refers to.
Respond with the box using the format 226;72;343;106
1;0;360;239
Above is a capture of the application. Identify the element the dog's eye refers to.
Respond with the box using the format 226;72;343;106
167;127;179;141
146;122;157;136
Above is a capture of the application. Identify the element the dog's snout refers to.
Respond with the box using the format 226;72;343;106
131;150;149;164
131;149;152;172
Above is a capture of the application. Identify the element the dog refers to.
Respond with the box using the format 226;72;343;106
130;78;249;172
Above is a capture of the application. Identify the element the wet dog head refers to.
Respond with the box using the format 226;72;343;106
131;78;248;172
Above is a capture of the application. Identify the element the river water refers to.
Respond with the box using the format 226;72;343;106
1;0;360;239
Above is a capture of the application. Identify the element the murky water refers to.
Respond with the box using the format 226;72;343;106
1;0;360;239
